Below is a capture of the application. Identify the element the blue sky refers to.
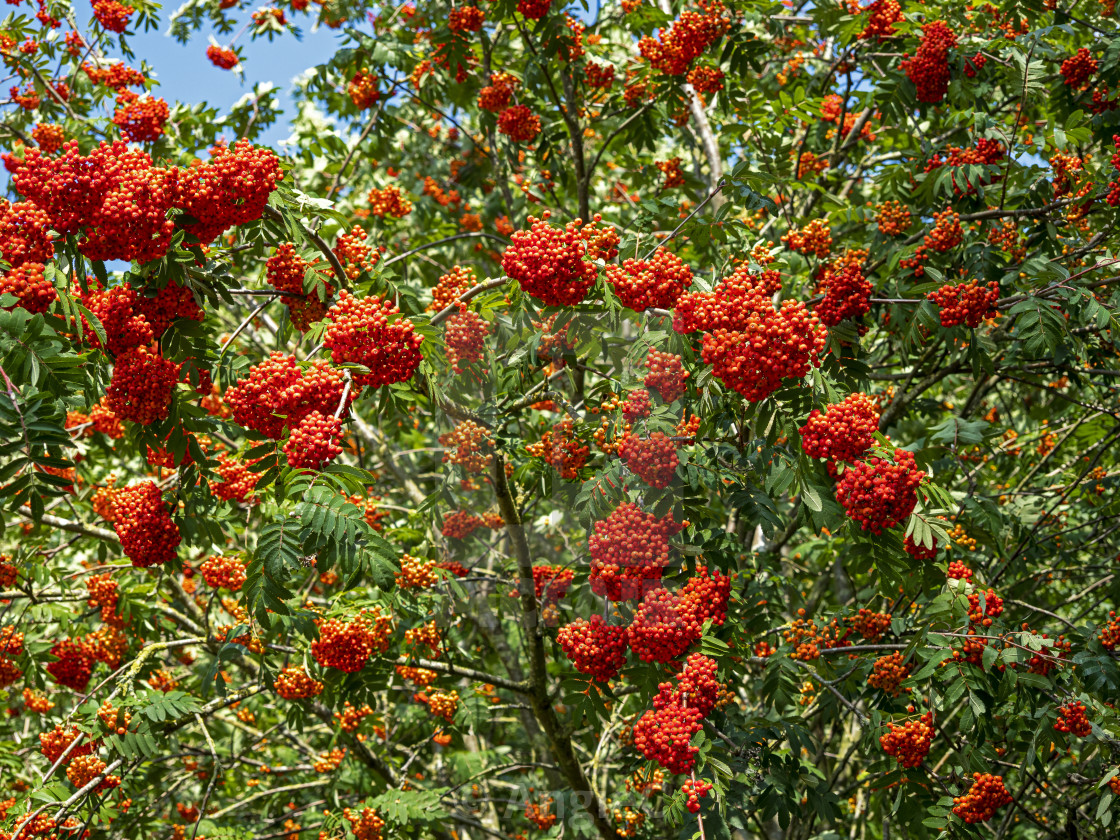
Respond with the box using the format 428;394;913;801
117;13;344;145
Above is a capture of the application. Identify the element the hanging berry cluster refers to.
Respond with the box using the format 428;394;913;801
1060;48;1097;89
265;244;334;332
632;654;721;774
440;420;494;474
815;263;872;326
502;212;618;306
110;481;181;568
367;185;413;218
604;248;693;311
835;449;925;534
681;778;713;813
868;651;912;696
497;105;541;142
226;352;350;439
1054;700;1092;737
284;411;344;469
445;308;490;373
927;280;999;328
322;291;424;387
588;503;686;601
526;416;589;479
782;219;832;259
556;615;629;682
274;665;324;700
637;1;730;76
199;555;247;591
900;21;957;103
644;349;689;403
859;0;903;41
879;712;934;768
0;199;53;268
618;432;679;488
310;610;393;673
0;262;56;313
875;200;911;236
105;346;180;425
800;393;880;463
951;773;1012;823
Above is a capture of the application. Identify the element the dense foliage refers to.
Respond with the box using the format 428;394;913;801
1;1;1120;839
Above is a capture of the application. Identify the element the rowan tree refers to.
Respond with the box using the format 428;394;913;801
1;1;1120;840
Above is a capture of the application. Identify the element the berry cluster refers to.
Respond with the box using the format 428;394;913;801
879;712;933;768
966;588;1004;626
782;219;832;259
502;212;618;306
425;690;459;722
0;263;56;313
628;589;705;663
274;665;324;700
429;265;476;311
517;0;551;19
700;299;826;403
927;280;999;328
343;807;386;840
497;105;541;142
111;91;170;142
681;778;712;813
900;21;957;103
556;615;629;682
618;432;679;488
526;417;589;479
586;61;616;89
859;0;902;41
448;6;485;31
1054;701;1092;737
284;410;344;470
656;157;685;189
111;481;181;568
348;70;379;108
588;503;685;601
835;449;925;534
334;225;379;280
632;654;720;774
212;453;260;504
199;555;247;591
368;185;413;218
532;564;574;601
680;565;731;627
904;534;939;560
671;266;782;331
1060;48;1097;88
477;73;518;112
924;209;963;252
604;249;693;311
815;263;872;326
226;352;349;439
621;389;652;421
177;140;284;243
638;1;729;76
644;349;689;402
397;554;440;589
66;754;120;792
445;308;490;373
439;420;494;474
688;66;724;93
105;346;180;425
868;651;912;696
91;0;134;33
83;61;147;90
265;244;333;331
952;773;1012;823
800;393;880;463
310;610;393;673
524;797;557;830
0;199;53;268
441;509;490;539
875;200;911;236
46;638;95;690
206;45;239;69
